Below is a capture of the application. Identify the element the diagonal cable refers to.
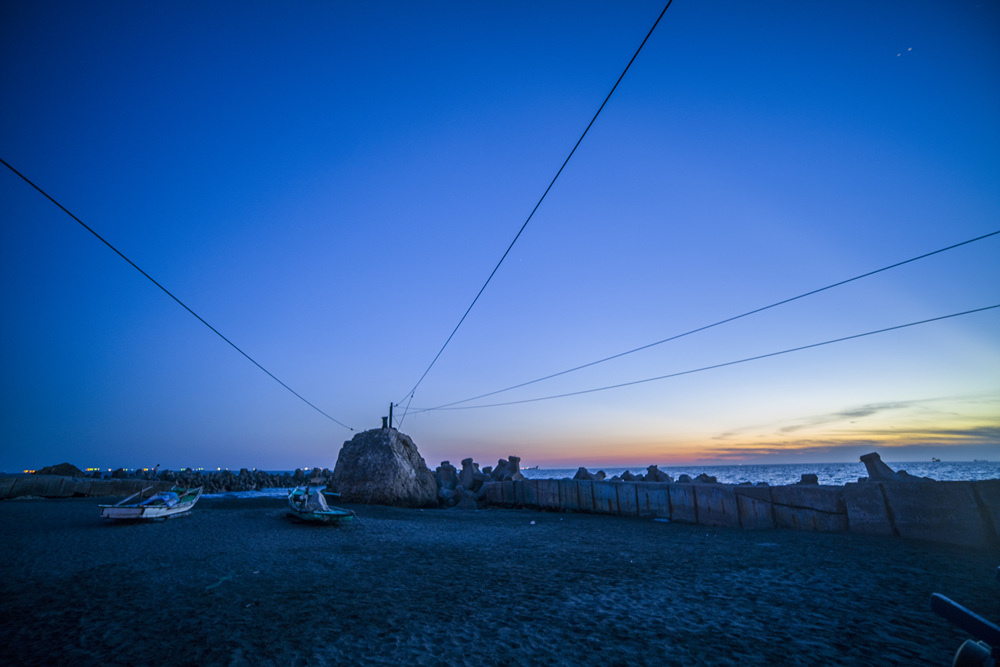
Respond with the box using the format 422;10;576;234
423;230;999;410
1;157;355;431
397;0;675;417
420;304;1000;410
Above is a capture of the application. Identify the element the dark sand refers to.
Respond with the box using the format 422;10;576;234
1;496;997;666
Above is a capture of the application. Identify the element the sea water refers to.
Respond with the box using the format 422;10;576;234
519;460;1000;486
204;460;999;499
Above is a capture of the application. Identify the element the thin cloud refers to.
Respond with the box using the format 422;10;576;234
778;400;918;434
701;424;1000;463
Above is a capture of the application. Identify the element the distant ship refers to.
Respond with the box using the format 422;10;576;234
931;457;941;463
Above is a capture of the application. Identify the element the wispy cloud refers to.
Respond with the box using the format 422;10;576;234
777;400;923;434
699;425;1000;464
712;393;999;443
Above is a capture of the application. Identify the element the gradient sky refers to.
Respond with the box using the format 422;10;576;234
2;0;998;473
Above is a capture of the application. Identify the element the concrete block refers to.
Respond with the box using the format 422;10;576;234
591;481;619;515
973;479;1000;539
615;483;639;517
693;484;740;528
558;479;582;511
62;477;93;497
883;481;991;548
500;480;515;505
774;504;849;533
84;480;118;497
734;485;774;530
575;480;595;513
635;483;671;519
536;479;560;509
482;482;502;505
515;480;538;507
770;485;846;514
844;482;895;536
668;484;697;524
0;476;19;499
12;475;74;498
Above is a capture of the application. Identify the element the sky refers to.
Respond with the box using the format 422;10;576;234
2;0;998;473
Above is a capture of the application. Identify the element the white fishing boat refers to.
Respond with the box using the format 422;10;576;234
99;486;203;521
286;486;354;524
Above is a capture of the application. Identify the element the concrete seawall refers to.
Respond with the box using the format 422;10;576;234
482;478;1000;549
0;475;174;500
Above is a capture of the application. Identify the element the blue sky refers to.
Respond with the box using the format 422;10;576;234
2;0;998;473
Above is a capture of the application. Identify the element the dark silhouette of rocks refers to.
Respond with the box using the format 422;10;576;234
646;465;673;483
489;457;524;481
434;461;459;505
331;427;437;507
859;452;934;482
573;467;606;481
34;463;86;477
460;458;485;490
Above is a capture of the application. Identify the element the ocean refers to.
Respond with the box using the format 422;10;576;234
205;459;999;499
518;460;1000;486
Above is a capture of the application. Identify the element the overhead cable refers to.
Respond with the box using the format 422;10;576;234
396;0;676;419
416;304;1000;410
423;230;999;410
1;157;355;431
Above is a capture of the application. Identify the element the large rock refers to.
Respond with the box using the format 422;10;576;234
331;428;438;507
34;462;86;477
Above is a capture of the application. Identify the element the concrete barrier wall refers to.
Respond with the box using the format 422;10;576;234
483;479;1000;549
0;476;174;500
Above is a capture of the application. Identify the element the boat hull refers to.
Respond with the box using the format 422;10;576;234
286;486;353;524
99;487;202;521
285;507;354;524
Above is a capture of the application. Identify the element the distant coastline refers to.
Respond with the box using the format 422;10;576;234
4;459;996;487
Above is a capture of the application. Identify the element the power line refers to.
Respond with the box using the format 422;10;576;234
1;157;355;432
397;0;675;415
417;304;1000;410
423;230;999;410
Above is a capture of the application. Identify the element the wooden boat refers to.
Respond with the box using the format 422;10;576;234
286;486;354;524
99;486;203;521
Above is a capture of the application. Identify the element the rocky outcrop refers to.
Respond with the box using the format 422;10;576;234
34;463;86;477
331;428;437;508
859;452;933;482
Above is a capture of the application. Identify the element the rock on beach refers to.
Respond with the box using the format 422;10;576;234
331;427;438;507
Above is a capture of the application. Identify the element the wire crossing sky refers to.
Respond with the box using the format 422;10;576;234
1;157;355;432
2;1;998;471
418;305;1000;410
396;1;675;418
421;231;999;411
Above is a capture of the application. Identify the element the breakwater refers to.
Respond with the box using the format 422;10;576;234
0;466;330;499
0;475;174;499
481;477;1000;550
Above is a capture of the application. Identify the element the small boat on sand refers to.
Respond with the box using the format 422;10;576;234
286;486;354;524
100;486;203;521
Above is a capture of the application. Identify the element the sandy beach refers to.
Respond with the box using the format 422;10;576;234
1;496;997;666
